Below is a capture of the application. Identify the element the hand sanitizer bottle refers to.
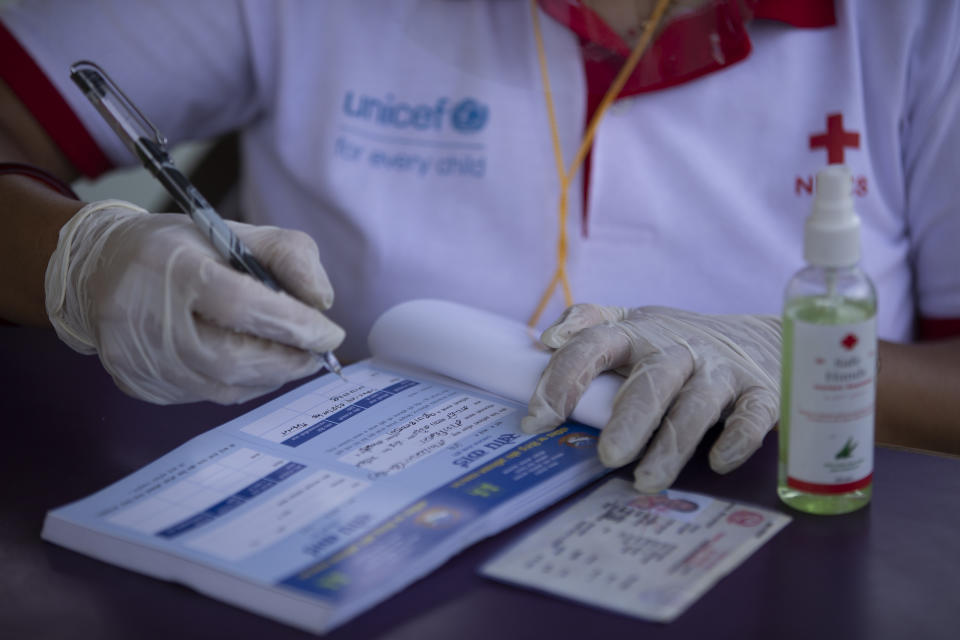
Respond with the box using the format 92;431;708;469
778;164;877;515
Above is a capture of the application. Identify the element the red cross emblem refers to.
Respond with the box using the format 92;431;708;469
841;334;859;350
810;113;860;164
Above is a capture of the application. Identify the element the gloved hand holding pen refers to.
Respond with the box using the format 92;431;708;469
45;199;345;405
522;303;781;493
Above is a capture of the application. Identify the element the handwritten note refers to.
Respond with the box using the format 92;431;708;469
338;393;513;477
240;369;411;445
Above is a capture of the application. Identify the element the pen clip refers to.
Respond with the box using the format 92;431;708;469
69;60;168;155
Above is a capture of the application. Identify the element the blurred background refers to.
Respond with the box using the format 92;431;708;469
1;0;214;210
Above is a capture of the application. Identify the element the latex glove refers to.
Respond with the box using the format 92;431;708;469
521;304;781;492
45;199;345;404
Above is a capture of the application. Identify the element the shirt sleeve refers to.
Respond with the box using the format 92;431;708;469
0;0;266;178
901;2;960;340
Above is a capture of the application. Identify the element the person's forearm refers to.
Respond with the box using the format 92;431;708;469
1;76;86;325
876;338;960;455
0;176;85;325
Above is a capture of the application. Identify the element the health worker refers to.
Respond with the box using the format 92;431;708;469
1;0;958;493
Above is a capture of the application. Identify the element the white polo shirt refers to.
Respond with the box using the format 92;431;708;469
3;0;959;361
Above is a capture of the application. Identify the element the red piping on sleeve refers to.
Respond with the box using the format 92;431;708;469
751;0;836;28
0;20;112;178
917;317;960;341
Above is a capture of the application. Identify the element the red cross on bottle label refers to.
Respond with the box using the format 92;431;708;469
841;333;859;350
810;113;860;164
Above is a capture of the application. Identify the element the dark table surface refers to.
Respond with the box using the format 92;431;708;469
2;325;959;640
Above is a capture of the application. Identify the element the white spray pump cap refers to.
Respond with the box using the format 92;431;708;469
804;164;861;267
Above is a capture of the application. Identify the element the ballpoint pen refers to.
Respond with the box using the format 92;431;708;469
69;60;346;380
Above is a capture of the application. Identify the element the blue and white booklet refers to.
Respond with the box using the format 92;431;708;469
41;299;622;635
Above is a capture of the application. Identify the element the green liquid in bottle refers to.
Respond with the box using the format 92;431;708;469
778;295;876;515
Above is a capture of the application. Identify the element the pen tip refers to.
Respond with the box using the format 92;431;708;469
322;351;346;381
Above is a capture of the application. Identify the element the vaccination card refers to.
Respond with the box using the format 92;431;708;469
481;477;791;622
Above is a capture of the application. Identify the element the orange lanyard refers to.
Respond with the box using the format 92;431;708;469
527;0;672;327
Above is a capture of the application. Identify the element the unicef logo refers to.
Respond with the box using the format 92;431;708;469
342;90;489;134
451;98;488;133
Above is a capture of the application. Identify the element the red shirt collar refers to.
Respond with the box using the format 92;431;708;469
537;0;837;97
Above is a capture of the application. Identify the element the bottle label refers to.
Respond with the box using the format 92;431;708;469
786;318;876;494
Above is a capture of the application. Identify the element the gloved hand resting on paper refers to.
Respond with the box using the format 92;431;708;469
44;199;345;405
522;304;781;493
